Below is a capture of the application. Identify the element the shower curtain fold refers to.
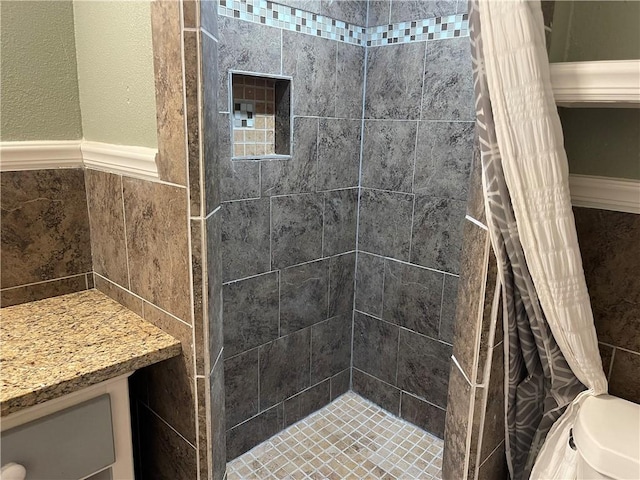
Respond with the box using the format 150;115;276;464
468;0;608;478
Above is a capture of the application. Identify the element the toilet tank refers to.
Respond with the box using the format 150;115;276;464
574;394;640;480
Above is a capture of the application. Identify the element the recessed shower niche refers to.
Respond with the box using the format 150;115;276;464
230;72;292;159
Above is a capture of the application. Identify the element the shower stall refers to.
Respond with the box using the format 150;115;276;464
200;0;485;478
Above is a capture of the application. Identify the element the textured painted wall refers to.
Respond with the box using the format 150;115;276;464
0;1;82;141
560;108;640;180
549;1;640;62
73;1;158;148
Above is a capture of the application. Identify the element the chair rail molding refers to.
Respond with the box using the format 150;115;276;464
550;60;640;107
0;140;158;180
569;174;640;214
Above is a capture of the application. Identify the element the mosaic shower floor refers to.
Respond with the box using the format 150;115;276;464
227;392;443;479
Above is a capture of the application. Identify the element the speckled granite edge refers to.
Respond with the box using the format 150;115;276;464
1;290;182;417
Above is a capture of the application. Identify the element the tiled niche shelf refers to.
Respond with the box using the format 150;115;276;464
550;60;640;107
230;72;292;161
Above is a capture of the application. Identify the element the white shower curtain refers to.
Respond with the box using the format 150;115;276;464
475;0;608;478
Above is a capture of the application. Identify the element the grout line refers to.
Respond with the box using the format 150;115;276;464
269;197;273;271
437;274;446;339
357;250;460;277
222;252;356;286
200;27;219;43
350;25;370;390
1;272;92;291
465;214;488;230
608;348;616;380
419;41;428;121
120;175;132;290
257;347;262;414
147;405;198;450
321;194;326;257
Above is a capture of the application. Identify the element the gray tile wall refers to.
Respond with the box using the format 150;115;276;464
216;14;359;460
353;35;475;439
442;143;507;480
216;0;477;463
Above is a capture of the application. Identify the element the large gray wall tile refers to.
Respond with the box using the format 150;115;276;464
283;31;336;117
410;194;465;273
271;194;323;269
361;120;417;193
400;392;446;438
353;312;399;384
422;38;474;121
336;42;365;118
283;380;331;427
321;0;367;25
414;121;475;200
367;0;390;26
201;31;219;215
365;43;425;120
355;252;385;318
358;189;414;261
323;188;358;256
330;370;350;400
451;220;489;380
226;404;283;461
397;329;452;408
261;117;318;196
224;349;259;429
352;368;401;415
383;259;444;338
329;252;356;318
206;210;224;373
259;328;311;409
209;356;226;480
217;113;261;202
442;362;472;480
317;118;361;191
221;198;270;282
217;17;281;111
280;259;329;335
311;313;352;383
390;0;457;23
440;274;459;344
223;272;279;357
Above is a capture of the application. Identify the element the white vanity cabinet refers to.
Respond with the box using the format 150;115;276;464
1;375;135;480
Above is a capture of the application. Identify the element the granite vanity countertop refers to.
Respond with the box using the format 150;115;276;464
0;289;182;417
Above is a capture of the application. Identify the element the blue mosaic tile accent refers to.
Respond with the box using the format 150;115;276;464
366;14;469;46
219;0;366;45
218;0;469;46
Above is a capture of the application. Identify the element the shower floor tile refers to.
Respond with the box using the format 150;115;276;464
227;392;443;479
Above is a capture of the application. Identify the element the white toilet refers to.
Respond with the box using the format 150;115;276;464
574;394;640;479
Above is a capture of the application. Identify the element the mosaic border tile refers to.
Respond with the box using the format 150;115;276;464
219;0;367;46
218;0;469;46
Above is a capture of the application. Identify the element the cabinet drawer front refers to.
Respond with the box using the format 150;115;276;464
1;395;115;480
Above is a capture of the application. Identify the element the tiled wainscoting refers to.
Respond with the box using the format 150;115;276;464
228;392;444;479
0;169;93;307
575;207;640;405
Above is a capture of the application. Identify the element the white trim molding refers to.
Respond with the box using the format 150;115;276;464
0;140;158;180
550;60;640;107
569;174;640;214
81;141;158;181
0;141;83;171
